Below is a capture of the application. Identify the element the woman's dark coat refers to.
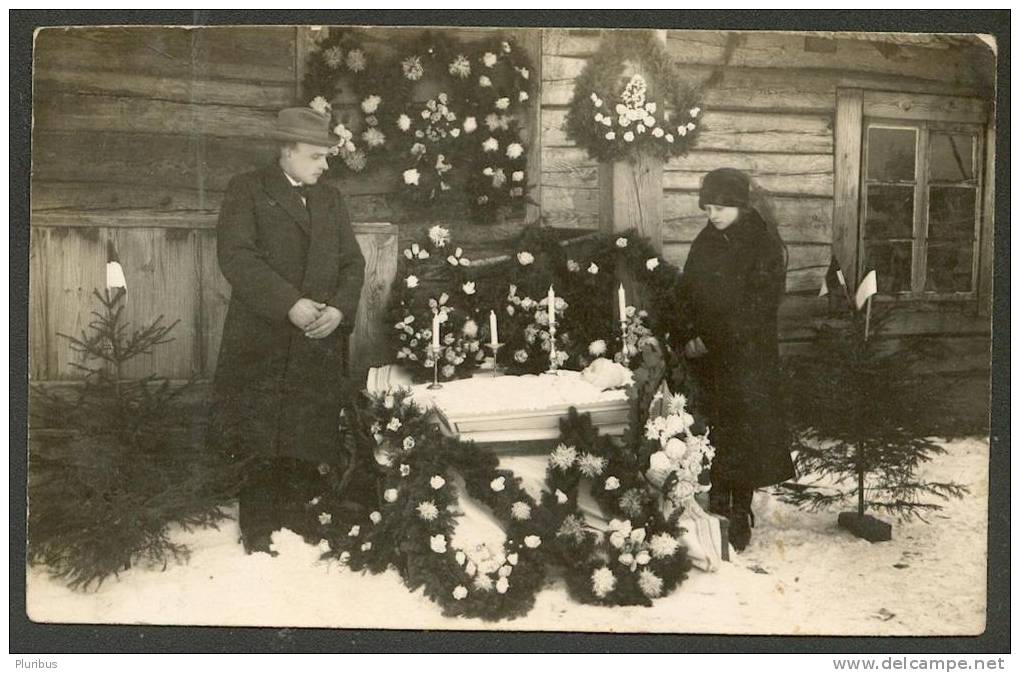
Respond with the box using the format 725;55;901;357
208;165;365;466
676;208;795;490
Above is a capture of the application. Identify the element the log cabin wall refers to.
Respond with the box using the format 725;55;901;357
540;29;995;370
29;26;996;385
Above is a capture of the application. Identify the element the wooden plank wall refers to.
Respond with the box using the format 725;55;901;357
540;29;994;370
30;26;400;382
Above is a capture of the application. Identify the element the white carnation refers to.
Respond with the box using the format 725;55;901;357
646;257;660;271
592;567;617;598
524;535;542;549
402;168;420;186
490;476;506;492
452;585;468;600
511;502;532;521
430;534;447;554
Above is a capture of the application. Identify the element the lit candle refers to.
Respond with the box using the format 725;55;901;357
618;284;627;323
432;312;441;350
547;285;556;327
489;309;499;346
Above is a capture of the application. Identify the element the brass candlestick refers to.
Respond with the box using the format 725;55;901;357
484;342;504;377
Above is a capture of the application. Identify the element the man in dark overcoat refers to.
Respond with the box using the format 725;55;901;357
208;107;366;555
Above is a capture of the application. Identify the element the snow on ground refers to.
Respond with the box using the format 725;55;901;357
26;437;988;635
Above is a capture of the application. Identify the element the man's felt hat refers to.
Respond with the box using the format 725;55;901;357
268;107;339;148
699;168;751;210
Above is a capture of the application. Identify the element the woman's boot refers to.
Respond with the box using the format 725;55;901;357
729;487;755;552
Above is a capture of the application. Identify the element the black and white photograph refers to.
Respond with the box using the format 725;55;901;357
17;13;1004;641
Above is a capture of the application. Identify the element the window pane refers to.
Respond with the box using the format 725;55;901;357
863;241;912;293
929;186;977;240
929;132;975;182
926;242;974;293
867;127;916;182
864;185;914;239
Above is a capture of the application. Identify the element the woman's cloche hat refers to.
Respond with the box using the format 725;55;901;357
699;167;751;210
268;107;340;148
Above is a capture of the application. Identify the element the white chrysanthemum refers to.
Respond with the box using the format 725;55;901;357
473;573;493;591
403;436;415;451
490;476;506;492
592;567;617;598
416;500;439;521
361;127;385;148
397;114;412;132
495;576;510;594
482;137;499;152
638;568;663;598
513;349;528;363
605;131;616;141
511;501;532;521
430;475;446;490
646;257;660;271
577;452;607;477
346;49;366;72
399;464;410;477
549;443;577;470
369;511;382;524
462;116;478;134
386;417;401;432
402;56;424;80
588;262;599;275
309;96;331;115
479;75;492;87
482;51;497;67
449;54;471;78
430;534;447;554
428;225;451;248
323;46;344;68
495;97;510;110
511;170;525;182
649;532;680;559
384;487;399;503
361;95;381;114
506;142;524;159
452;585;468;600
516;251;534;266
623;131;635;142
402;168;420;186
524;535;541;549
604;476;621;491
588;339;607;356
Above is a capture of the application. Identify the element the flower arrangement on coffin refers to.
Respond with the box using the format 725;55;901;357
388;225;686;382
391;225;485;382
564;31;704;163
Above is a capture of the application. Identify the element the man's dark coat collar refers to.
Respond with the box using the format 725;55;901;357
258;164;312;234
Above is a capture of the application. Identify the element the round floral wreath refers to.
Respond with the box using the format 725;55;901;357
388;223;685;382
564;31;704;163
304;30;535;223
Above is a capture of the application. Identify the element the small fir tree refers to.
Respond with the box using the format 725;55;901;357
779;301;969;528
29;272;239;590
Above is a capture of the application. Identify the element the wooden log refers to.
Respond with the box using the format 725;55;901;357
32;67;294;109
33;87;279;139
29;231;51;380
662;193;833;244
598;155;663;251
542;107;833;154
832;88;863;289
349;223;400;380
838;512;893;542
34;26;297;84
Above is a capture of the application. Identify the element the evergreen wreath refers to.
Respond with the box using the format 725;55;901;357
564;31;704;163
319;388;548;620
304;30;536;223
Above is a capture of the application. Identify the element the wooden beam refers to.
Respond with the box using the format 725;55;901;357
978;112;996;317
862;90;990;124
832;88;864;289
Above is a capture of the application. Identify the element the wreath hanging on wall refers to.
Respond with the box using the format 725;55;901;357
564;31;704;163
303;29;535;223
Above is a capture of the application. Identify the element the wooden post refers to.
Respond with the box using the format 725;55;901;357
598;29;666;315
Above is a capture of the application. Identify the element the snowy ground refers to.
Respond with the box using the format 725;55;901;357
26;437;988;635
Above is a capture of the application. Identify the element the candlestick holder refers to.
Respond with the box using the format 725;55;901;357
546;322;560;374
619;319;631;366
484;342;504;377
427;344;445;389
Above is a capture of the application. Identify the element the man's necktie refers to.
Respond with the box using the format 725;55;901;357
293;184;311;205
